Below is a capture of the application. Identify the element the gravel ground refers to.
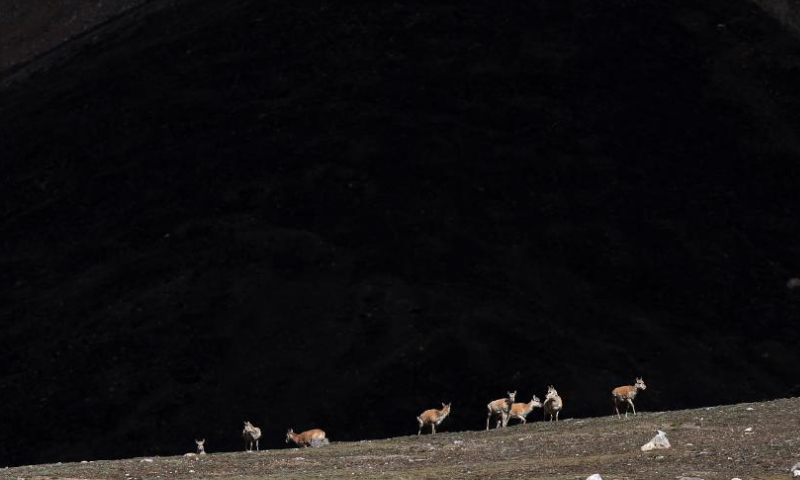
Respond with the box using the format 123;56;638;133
4;398;799;479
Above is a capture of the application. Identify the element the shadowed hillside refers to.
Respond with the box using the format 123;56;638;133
1;0;800;467
0;0;155;73
3;399;800;478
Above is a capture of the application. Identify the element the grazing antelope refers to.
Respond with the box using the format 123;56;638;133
417;402;451;435
195;439;206;455
543;386;563;422
242;421;262;452
286;428;329;448
486;391;517;429
507;395;543;425
612;377;647;419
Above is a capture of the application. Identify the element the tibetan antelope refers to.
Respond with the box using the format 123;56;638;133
286;428;329;448
507;395;543;425
195;439;206;455
612;377;647;419
486;391;516;429
242;421;262;452
417;402;451;435
543;386;563;422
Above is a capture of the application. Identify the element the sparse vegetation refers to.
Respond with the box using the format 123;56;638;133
4;399;799;479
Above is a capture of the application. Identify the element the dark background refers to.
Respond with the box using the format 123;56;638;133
1;0;799;467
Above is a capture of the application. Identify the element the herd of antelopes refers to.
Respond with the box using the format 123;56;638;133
190;377;647;454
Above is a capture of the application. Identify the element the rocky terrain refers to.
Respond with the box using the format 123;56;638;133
4;398;800;479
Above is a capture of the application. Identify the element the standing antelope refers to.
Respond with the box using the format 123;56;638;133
486;391;517;429
507;395;543;425
286;428;329;447
612;377;647;418
543;386;563;422
195;439;206;455
242;421;262;452
417;402;451;435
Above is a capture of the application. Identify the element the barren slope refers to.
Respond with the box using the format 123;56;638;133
4;399;800;479
0;0;155;73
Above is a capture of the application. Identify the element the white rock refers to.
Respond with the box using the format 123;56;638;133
586;475;603;480
745;407;754;411
641;430;671;451
744;427;753;432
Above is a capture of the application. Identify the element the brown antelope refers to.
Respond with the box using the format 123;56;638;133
543;386;563;422
417;402;451;435
286;428;329;447
612;377;647;418
242;421;262;451
195;439;206;455
486;391;516;429
507;395;542;425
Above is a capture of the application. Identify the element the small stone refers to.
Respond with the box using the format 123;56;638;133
641;430;671;451
586;475;603;480
744;427;753;432
745;407;754;411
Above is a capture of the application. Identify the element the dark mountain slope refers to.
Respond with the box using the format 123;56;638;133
1;0;799;467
